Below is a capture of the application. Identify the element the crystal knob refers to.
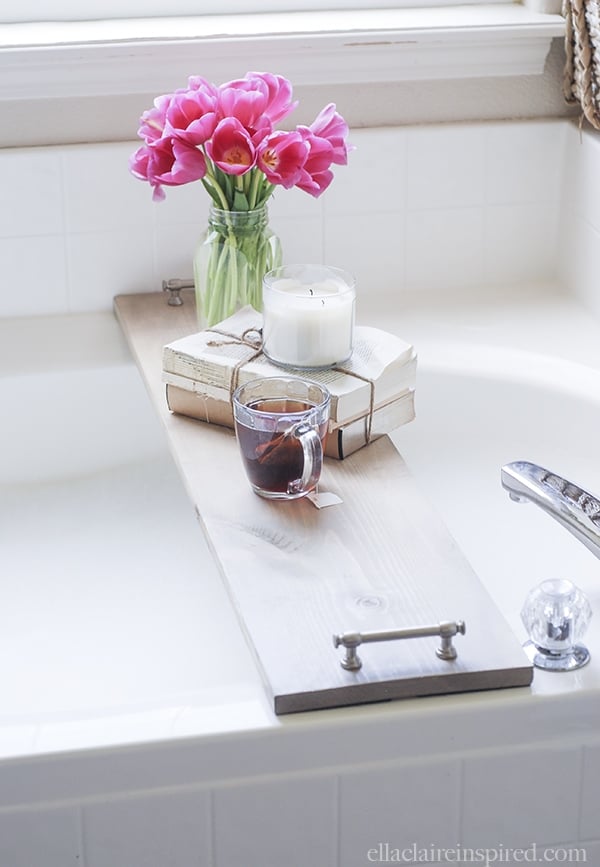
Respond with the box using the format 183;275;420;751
521;579;592;671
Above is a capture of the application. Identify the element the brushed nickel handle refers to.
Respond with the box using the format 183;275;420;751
162;278;194;306
333;620;466;671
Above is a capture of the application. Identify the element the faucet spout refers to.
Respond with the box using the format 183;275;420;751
501;461;600;560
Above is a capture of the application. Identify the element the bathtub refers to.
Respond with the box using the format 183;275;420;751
392;344;600;653
392;293;600;673
2;294;600;859
4;296;600;754
0;311;267;759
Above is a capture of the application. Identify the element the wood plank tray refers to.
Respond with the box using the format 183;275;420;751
114;291;533;714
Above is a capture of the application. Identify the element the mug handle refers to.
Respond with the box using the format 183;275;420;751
288;421;323;495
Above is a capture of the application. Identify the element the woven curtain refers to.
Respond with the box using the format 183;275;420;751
563;0;600;128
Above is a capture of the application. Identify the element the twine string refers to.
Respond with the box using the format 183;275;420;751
206;326;264;395
205;325;376;441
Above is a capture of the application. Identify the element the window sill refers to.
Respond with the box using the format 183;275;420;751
0;5;565;101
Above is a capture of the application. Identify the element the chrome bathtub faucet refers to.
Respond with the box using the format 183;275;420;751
501;460;600;560
501;460;594;671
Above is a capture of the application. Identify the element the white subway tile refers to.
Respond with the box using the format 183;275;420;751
63;142;154;234
213;774;337;867
0;148;63;239
580;743;600;839
339;759;461;867
324;211;404;299
405;207;484;292
569;127;600;233
0;806;81;867
484;203;559;286
276;215;323;265
66;227;156;312
462;746;581;847
84;789;211;867
0;236;68;317
155;222;201;285
405;124;486;211
269;184;324;221
558;212;600;316
484;120;566;206
153;178;210;227
323;127;407;217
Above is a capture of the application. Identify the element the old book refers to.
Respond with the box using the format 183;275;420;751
162;306;417;426
165;381;415;460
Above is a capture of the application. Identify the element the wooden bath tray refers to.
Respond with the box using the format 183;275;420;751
114;291;533;714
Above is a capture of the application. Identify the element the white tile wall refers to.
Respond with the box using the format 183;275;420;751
461;745;582;848
559;121;600;316
83;789;212;867
1;741;599;867
213;774;337;867
0;119;570;320
338;758;461;867
0;806;82;867
579;743;600;840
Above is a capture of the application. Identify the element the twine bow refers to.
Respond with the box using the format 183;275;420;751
206;324;376;444
206;325;264;396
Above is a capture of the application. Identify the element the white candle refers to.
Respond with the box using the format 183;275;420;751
262;264;356;368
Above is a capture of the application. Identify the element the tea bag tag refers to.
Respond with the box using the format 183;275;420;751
307;489;343;509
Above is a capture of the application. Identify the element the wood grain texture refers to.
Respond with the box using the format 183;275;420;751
114;291;533;714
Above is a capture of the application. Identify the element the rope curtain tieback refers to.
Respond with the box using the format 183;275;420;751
563;0;600;129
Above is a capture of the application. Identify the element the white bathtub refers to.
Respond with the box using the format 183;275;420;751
0;312;266;758
2;295;600;862
4;300;600;760
392;345;600;653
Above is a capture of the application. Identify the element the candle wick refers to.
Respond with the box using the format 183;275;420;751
308;287;314;296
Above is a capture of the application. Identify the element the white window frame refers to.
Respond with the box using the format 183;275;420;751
0;0;512;24
0;5;565;104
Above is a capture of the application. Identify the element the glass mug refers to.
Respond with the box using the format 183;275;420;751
232;376;330;500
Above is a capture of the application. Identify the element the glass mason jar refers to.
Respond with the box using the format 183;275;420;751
193;204;282;328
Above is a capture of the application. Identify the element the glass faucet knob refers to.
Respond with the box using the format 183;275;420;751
521;579;592;671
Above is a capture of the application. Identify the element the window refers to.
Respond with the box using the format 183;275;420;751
0;1;565;115
0;0;509;24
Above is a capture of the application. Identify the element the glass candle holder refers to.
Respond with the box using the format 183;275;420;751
262;264;356;369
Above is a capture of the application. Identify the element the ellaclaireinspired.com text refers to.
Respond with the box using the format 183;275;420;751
366;842;587;864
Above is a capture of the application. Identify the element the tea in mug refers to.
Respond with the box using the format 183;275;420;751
236;399;328;495
232;378;331;500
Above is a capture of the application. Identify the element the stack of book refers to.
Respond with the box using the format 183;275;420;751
162;306;417;459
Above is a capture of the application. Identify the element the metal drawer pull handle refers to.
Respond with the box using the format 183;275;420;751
333;620;466;671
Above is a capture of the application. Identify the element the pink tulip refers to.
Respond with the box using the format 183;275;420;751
217;84;272;144
130;72;350;206
165;90;218;146
206;117;256;175
137;93;171;143
217;72;296;143
294;132;335;197
306;103;350;165
257;130;309;188
243;72;297;124
185;75;219;97
129;138;207;201
129;145;152;180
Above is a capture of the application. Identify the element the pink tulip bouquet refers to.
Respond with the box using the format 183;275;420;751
129;71;351;325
